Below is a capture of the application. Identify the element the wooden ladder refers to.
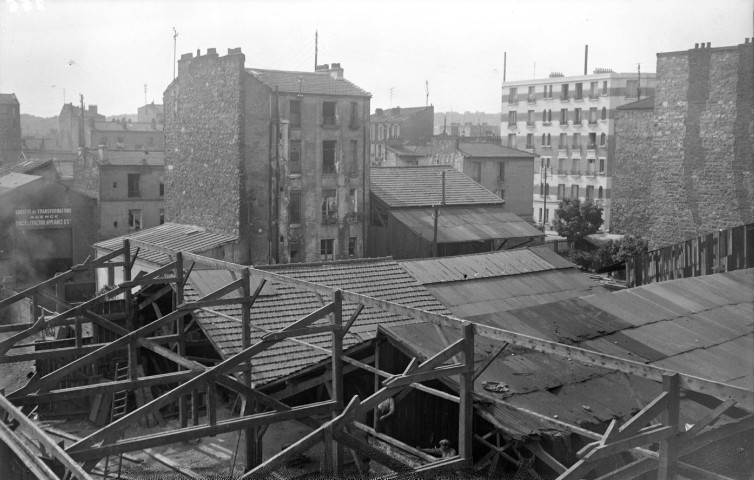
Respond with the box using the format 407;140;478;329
101;362;129;479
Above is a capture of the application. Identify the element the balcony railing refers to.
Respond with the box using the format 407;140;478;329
322;212;339;224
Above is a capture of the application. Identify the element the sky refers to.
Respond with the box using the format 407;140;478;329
1;0;752;118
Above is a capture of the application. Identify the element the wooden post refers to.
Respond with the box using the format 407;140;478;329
373;339;380;431
175;251;188;429
191;389;199;426
123;239;138;381
241;269;261;470
331;290;344;474
458;322;474;464
658;373;680;480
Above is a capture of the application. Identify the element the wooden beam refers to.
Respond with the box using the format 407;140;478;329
340;303;364;338
617;391;668;439
332;429;414;474
68;401;336;459
261;324;337;341
239;423;323;479
473;343;507;382
680;398;736;440
588;425;674;461
353;421;436;462
458;322;474;464
383;364;466;388
527;442;566;474
658;373;680;480
592;457;656;480
0;421;61;480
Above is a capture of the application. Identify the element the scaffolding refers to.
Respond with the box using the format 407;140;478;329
0;238;751;479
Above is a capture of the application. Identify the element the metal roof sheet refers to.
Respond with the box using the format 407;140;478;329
390;206;543;243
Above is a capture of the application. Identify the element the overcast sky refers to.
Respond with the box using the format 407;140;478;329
1;0;751;118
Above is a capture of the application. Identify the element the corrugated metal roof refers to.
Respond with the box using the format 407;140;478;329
247;68;370;97
370;166;504;208
399;247;575;284
190;258;451;386
0;157;54;178
390;206;543;243
0;172;43;195
380;268;754;440
94;223;237;266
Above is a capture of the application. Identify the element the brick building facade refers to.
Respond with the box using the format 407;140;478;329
612;41;754;247
164;48;371;265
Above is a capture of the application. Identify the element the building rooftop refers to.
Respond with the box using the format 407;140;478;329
94;223;237;266
0;172;43;195
370;106;430;122
385;144;433;157
381;267;754;441
0;157;54;178
92;121;164;133
98;150;165;166
189;257;450;385
0;93;19;105
371;165;504;208
457;142;538;158
246;68;370;97
616;96;655;110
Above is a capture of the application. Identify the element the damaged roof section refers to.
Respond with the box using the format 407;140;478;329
380;268;754;439
188;257;451;386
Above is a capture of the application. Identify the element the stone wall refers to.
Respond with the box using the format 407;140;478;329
612;42;754;248
611;108;654;236
164;48;246;245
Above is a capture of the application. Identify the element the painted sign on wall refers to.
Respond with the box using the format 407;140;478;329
15;208;73;229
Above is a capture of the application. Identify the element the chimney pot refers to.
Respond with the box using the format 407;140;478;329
180;52;193;61
207;48;217;56
695;43;699;48
745;38;750;44
706;42;711;48
196;49;201;56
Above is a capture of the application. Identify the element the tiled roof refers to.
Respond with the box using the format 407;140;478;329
370;106;430;122
0;157;54;178
94;223;237;266
616;96;655;110
0;93;19;105
457;142;537;158
92;121;164;132
246;68;370;97
385;145;432;157
390;206;543;243
370;166;504;208
381;268;754;440
189;258;451;386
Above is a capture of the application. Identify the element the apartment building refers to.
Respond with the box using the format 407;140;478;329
501;70;656;230
370;106;433;165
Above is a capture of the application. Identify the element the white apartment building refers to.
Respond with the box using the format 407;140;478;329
501;69;655;231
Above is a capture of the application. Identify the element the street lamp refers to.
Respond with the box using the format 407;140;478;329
540;164;551;231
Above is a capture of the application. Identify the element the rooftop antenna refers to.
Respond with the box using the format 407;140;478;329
637;63;642;100
503;52;507;82
144;84;147;105
584;45;588;75
172;27;178;80
314;30;318;70
425;80;429;107
389;87;394;108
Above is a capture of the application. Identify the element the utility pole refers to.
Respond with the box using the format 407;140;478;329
79;94;85;149
389;87;394;108
173;27;178;81
584;45;589;75
314;30;318;70
425;81;429;107
637;63;642;100
503;52;507;82
144;84;147;105
541;164;550;230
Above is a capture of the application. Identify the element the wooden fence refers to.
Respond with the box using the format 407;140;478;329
626;223;754;287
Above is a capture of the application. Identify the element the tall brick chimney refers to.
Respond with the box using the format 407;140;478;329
329;63;344;79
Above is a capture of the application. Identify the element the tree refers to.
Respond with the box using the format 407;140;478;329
553;198;604;245
581;235;650;272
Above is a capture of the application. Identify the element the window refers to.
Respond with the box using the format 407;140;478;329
159;209;165;225
508;134;517;148
323;101;336;125
127;174;140;198
508;87;518;103
378;124;384;140
527;110;534;126
128;209;142;232
601;81;608;96
159;182;164;197
586;185;594;200
538;208;543;223
113;182;117;189
290;100;301;127
561;84;569;100
349;188;358;214
528;86;536;102
320;239;334;261
588;133;597;149
574;108;582;124
322;189;337;222
349;140;358;174
348;237;357;257
539;182;549;196
498;162;505;181
572;158;580;174
560;108;568;124
349;102;359;128
526;134;534;149
471;161;482;182
541;133;551;147
557;184;566;199
289;191;301;224
588;158;596;173
508;111;517;124
544;85;553;99
589;107;598;124
100;136;108;147
558;158;567;173
571;184;579;198
289;140;301;174
148;137;155;147
322;140;336;174
599;158;605;173
598;186;604;199
589;81;598;99
601;107;607;120
572;133;581;148
626;80;639;98
600;133;606;146
559;133;567;149
545;133;551;146
575;83;583;100
289;241;302;263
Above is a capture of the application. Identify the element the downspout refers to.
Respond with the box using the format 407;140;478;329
362;97;369;256
274;86;280;263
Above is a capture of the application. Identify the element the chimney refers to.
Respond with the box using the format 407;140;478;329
375;108;383;116
392;106;401;115
329;62;344;79
706;42;711;48
695;43;699;49
89;105;98;115
228;47;243;55
315;64;330;72
206;47;218;57
745;38;750;44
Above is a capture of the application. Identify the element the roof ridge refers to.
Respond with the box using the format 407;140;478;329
261;256;396;270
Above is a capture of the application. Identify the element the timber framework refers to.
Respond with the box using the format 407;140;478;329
0;238;751;479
